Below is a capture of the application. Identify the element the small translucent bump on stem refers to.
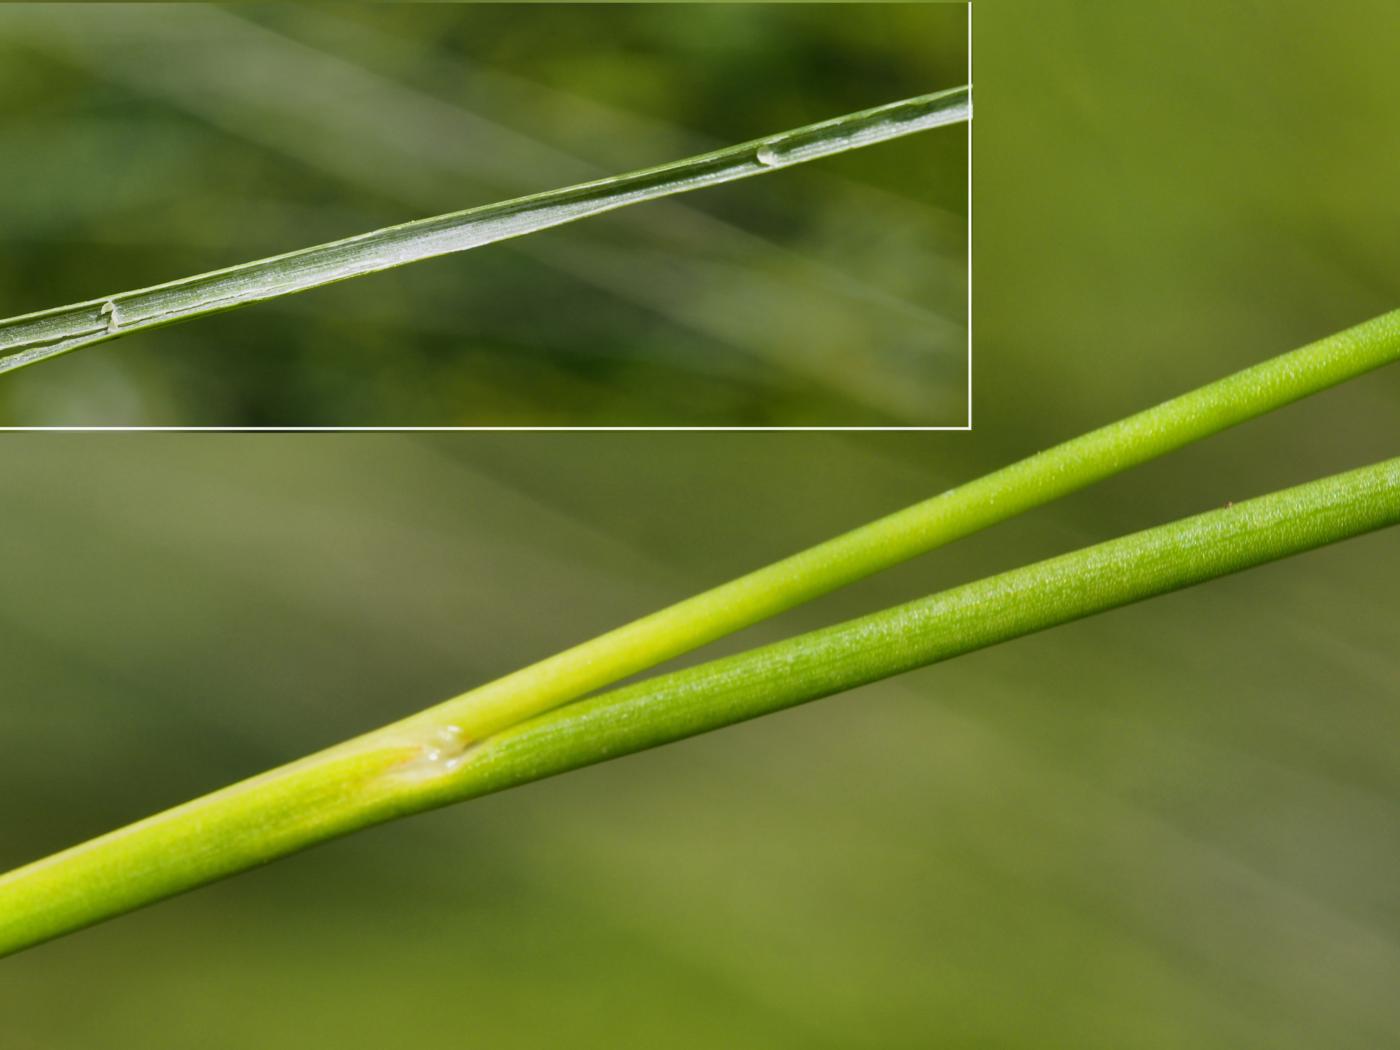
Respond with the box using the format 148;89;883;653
388;724;475;783
755;143;783;167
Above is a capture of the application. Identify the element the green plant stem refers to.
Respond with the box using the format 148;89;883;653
399;308;1400;744
3;456;1396;958
3;313;1393;961
0;85;970;375
428;455;1400;804
2;316;1398;958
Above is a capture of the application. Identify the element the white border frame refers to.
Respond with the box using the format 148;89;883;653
2;3;972;434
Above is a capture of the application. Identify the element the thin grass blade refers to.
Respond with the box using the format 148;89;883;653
0;86;970;375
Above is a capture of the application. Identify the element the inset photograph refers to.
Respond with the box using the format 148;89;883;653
0;3;970;427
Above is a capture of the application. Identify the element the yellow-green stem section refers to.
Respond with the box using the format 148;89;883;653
3;455;1396;958
0;741;421;959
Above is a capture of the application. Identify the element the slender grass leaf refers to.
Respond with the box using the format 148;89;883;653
0;86;970;375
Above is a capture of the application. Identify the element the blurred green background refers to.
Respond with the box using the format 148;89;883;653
5;1;1400;1048
0;3;968;426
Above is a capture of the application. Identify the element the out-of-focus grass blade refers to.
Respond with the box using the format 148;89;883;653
0;86;969;376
